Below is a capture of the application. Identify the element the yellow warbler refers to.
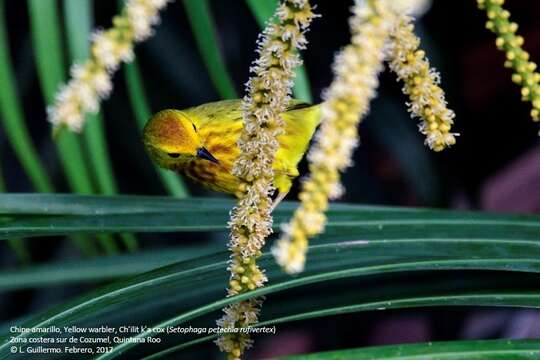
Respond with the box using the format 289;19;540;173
143;99;320;199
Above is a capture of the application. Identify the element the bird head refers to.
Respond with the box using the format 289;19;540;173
143;109;219;169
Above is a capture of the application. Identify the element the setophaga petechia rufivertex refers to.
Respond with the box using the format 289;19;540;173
143;99;320;202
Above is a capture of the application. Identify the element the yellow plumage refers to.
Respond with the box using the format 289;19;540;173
143;99;320;196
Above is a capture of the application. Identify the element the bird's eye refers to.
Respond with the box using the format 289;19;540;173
167;153;180;158
192;124;197;131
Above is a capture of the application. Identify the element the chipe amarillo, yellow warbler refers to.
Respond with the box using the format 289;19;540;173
143;99;320;204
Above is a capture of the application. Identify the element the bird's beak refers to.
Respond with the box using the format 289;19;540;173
197;147;220;164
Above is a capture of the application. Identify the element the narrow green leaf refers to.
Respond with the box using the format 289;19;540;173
292;67;313;103
119;233;138;252
245;0;313;102
27;0;94;195
144;308;540;358
63;0;118;195
54;132;95;194
87;72;137;247
95;234;118;254
124;61;189;197
245;0;277;27
0;163;29;264
262;292;540;328
83;115;117;195
27;0;65;106
63;0;121;255
63;0;92;63
27;0;99;256
1;195;539;239
0;246;219;291
280;339;540;360
124;62;151;130
0;0;53;192
183;0;237;99
0;194;236;215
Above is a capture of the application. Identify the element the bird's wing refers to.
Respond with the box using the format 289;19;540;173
183;99;321;193
277;101;321;174
183;99;243;130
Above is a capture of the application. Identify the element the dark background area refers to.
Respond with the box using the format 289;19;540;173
1;1;540;358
